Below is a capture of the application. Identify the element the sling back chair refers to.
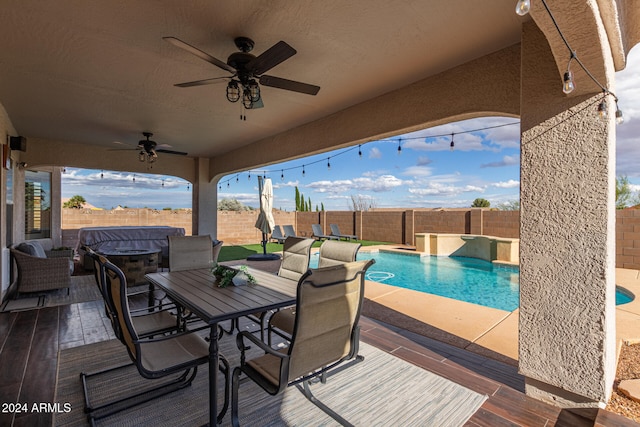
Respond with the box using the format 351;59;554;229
84;247;180;338
269;225;286;244
231;259;375;427
168;234;223;271
329;224;358;241
81;260;230;424
240;236;313;340
167;235;225;327
268;240;361;345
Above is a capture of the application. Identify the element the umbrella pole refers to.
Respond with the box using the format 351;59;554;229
247;176;281;261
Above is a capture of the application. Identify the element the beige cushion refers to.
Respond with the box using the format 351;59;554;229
278;237;314;281
168;235;215;271
318;240;361;267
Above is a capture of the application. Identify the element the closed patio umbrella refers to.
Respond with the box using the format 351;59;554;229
248;176;280;260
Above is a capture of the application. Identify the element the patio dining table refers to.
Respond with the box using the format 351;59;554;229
145;266;297;426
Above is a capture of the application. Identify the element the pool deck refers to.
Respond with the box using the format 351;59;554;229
358;246;640;366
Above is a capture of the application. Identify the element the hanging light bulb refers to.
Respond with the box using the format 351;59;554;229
302;165;306;177
358;144;362;158
133;174;136;183
248;172;251;181
562;70;575;94
187;183;190;191
281;170;284;181
161;179;165;187
515;0;530;16
597;98;608;120
226;80;240;102
397;142;402;155
138;150;146;162
236;175;239;183
615;102;624;124
100;170;104;179
227;181;230;188
450;133;455;151
327;158;331;170
62;167;66;173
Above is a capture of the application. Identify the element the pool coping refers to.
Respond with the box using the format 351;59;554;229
354;245;640;365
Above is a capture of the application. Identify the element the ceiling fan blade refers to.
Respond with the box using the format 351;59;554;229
156;148;188;156
259;75;320;95
249;98;264;109
163;36;235;74
174;76;230;88
247;41;296;75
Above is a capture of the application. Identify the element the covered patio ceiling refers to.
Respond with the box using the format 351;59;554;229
0;1;528;161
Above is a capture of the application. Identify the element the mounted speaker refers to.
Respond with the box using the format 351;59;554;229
9;136;26;152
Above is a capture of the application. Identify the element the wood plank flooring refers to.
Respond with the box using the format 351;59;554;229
0;301;637;426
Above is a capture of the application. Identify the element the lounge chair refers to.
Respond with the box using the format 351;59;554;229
330;223;358;241
311;224;338;241
82;259;230;424
243;236;313;341
168;235;222;271
268;240;361;344
269;225;286;244
231;259;375;427
282;224;297;238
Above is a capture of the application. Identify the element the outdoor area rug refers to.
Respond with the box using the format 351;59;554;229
54;333;487;426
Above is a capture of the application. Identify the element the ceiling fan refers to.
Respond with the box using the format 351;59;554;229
112;132;188;164
164;36;320;110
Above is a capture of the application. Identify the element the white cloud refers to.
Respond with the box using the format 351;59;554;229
408;182;485;196
402;165;433;177
493;179;520;188
368;147;382;159
306;174;406;194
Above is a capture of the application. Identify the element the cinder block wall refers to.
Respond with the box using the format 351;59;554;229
61;207;639;269
616;208;640;270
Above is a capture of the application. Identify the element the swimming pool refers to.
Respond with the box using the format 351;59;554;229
310;251;633;311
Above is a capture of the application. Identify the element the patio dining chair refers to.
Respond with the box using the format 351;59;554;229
241;236;313;340
82;259;230;424
231;259;375;427
84;247;180;338
268;240;361;344
168;235;222;271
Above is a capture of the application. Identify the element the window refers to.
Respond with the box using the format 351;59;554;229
24;170;51;239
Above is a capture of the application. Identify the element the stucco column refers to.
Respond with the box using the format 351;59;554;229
193;157;218;238
518;22;616;408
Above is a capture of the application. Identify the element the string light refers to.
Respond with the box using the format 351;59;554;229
161;179;165;187
397;140;402;155
450;133;455;151
615;104;624;124
214;120;519;188
597;93;608;120
132;174;136;183
519;0;623;122
327;158;331;170
562;53;576;94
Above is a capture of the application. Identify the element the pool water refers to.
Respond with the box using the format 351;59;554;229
310;251;633;311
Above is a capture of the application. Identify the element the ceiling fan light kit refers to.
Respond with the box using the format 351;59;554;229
164;36;320;113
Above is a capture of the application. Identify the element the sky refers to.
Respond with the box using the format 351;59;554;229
62;48;640;211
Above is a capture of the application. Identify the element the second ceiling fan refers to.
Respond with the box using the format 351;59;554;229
164;36;320;109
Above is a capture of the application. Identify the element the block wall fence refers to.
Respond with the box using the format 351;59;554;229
61;207;640;270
